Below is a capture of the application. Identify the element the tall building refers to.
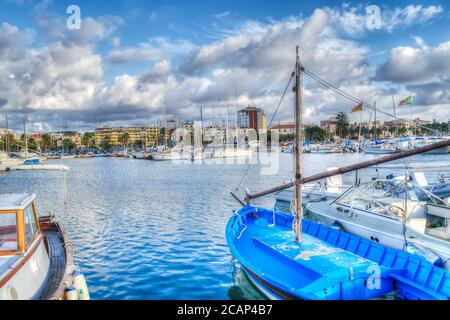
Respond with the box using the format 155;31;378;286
238;107;267;132
94;127;160;148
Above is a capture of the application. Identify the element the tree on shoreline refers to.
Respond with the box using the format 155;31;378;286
336;112;349;138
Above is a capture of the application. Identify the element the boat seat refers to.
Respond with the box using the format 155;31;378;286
390;273;449;300
252;234;376;280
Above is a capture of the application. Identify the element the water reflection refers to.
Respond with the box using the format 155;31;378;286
0;153;446;299
228;258;265;300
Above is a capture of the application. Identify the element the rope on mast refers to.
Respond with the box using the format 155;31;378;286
303;67;439;135
233;69;295;195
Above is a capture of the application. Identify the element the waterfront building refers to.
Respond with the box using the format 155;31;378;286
50;131;82;149
171;121;195;143
320;117;338;136
94;127;160;148
238;107;267;133
270;123;295;135
29;133;43;144
0;127;12;136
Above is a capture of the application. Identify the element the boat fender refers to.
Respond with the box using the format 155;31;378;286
65;287;78;300
73;270;90;300
331;222;342;231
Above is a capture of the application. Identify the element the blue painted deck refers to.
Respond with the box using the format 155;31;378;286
226;206;450;300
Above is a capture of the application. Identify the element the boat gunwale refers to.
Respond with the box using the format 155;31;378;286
39;216;74;300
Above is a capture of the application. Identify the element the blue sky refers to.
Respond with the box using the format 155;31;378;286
0;0;449;131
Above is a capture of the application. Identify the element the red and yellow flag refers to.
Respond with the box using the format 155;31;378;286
351;102;363;113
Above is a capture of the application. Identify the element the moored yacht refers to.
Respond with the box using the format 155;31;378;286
363;140;400;154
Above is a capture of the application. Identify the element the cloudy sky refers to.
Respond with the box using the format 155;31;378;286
0;0;449;132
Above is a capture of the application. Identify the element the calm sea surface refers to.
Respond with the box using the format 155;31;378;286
0;152;448;299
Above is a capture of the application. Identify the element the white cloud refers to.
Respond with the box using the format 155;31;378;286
323;4;443;36
110;36;121;48
34;12;124;44
376;41;450;84
107;37;195;64
108;47;162;64
0;38;103;113
1;4;449;130
386;5;443;32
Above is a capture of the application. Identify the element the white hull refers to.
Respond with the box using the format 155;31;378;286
212;149;252;159
364;149;399;154
0;238;50;300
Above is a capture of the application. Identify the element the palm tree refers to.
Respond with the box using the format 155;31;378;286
119;132;130;150
82;132;94;148
41;134;52;151
336;112;349;138
103;135;111;150
63;138;75;151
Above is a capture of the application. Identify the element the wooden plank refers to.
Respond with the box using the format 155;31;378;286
245;139;450;202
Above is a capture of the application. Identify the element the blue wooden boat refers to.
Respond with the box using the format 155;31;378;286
226;206;450;300
227;47;450;300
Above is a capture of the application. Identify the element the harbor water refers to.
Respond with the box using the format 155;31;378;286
1;152;448;299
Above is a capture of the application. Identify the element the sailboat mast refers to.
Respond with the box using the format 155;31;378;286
200;106;204;146
293;46;303;243
225;104;229;144
23;119;28;153
5;113;10;153
374;101;377;140
358;105;363;149
233;87;238;147
164;100;168;148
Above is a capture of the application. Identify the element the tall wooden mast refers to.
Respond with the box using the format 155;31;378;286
293;46;304;243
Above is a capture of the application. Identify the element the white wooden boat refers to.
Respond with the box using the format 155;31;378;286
0;194;89;299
